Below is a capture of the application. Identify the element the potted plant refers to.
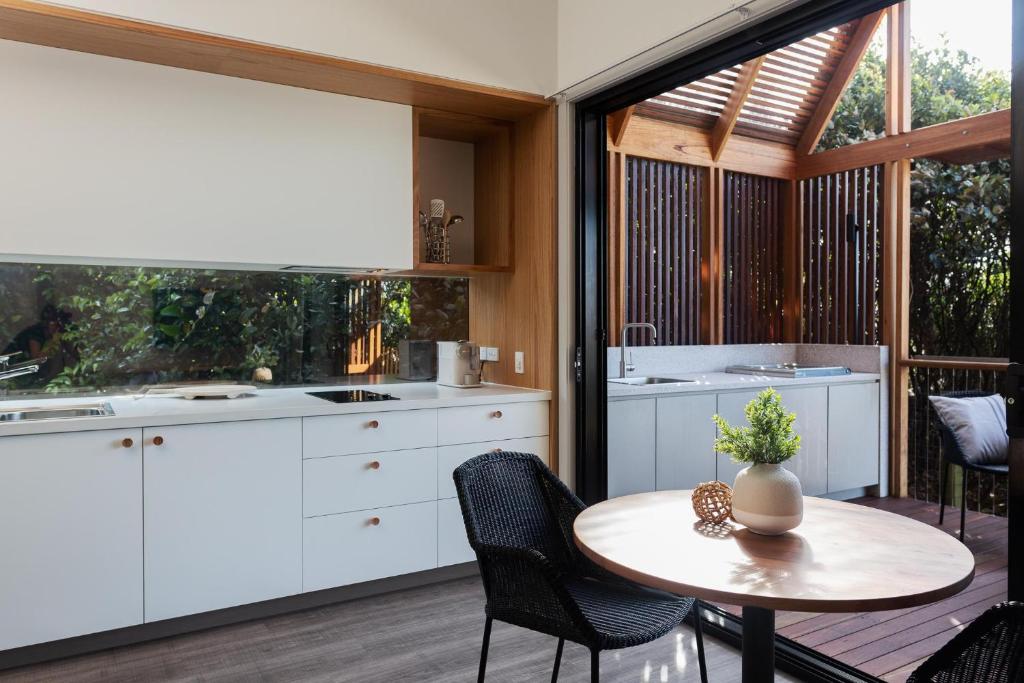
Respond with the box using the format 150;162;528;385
713;388;803;535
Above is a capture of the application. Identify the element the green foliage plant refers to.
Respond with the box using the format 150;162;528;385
712;388;801;465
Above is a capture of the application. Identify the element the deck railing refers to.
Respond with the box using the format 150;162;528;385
904;356;1009;516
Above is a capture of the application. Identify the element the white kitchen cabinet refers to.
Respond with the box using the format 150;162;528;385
304;447;437;517
303;409;437;458
437;436;549;499
437;401;548;445
143;419;302;622
0;429;143;650
655;394;718;491
438;498;475;566
714;387;828;495
607;399;657;498
303;501;438;591
828;383;881;492
0;40;413;271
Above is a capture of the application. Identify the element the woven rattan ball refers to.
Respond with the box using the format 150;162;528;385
691;480;733;524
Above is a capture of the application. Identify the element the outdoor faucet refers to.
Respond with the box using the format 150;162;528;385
0;352;45;383
619;323;656;378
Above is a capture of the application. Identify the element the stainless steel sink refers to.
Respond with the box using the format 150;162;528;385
0;402;115;422
608;376;694;386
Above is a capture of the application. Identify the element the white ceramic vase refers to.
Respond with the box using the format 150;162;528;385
731;463;803;535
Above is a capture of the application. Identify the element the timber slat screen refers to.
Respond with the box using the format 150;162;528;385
623;156;705;345
722;171;784;344
801;164;884;345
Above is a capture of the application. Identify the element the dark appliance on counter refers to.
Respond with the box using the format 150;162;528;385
307;390;400;403
398;340;437;381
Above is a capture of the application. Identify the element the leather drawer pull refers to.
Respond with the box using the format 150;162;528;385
121;437;134;448
491;410;503;419
368;460;381;470
367;419;380;429
368;517;381;526
152;436;164;446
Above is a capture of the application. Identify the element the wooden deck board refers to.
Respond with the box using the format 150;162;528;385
717;496;1007;681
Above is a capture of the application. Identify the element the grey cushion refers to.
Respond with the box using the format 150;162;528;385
929;394;1008;466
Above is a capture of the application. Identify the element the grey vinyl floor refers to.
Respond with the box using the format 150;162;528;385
0;576;797;682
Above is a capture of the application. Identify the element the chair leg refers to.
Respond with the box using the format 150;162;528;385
590;649;600;683
692;601;708;683
477;617;492;683
959;469;968;542
551;638;564;683
938;460;948;525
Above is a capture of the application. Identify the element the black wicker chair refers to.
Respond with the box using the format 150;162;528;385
453;451;708;683
907;601;1024;682
932;390;1009;542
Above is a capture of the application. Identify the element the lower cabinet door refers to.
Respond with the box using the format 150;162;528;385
607;398;656;497
437;498;475;566
143;419;302;622
303;501;438;591
437;436;549;500
655;394;718;490
716;387;828;495
0;429;143;650
827;383;881;492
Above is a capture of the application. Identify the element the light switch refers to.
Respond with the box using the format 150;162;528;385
481;346;499;362
514;351;525;374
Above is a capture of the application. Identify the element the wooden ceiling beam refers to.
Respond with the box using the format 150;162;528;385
796;109;1011;179
795;9;887;156
608;106;636;147
710;56;766;162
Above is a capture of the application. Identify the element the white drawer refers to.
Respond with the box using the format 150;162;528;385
437;401;548;446
437;436;549;500
438;498;475;567
304;448;437;517
303;409;436;458
303;501;437;591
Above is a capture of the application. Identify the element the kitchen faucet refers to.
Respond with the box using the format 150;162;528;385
619;323;656;378
0;352;46;383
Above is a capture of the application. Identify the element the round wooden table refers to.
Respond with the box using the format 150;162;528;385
573;491;976;683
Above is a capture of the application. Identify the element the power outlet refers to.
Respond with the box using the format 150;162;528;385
514;351;525;374
481;346;499;362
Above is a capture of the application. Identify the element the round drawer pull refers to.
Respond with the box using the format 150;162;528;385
367;419;380;429
491;410;503;419
368;460;381;470
121;437;134;449
491;448;503;453
368;516;381;527
152;436;164;446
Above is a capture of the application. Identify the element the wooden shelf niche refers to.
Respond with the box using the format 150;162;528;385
413;108;513;275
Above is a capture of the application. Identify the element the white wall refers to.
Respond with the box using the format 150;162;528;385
0;39;412;271
49;0;558;96
556;0;799;94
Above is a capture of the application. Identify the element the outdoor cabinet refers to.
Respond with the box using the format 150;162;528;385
607;398;656;497
715;387;829;495
827;382;881;492
655;394;718;490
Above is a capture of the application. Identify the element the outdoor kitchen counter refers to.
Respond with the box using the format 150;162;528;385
606;371;881;400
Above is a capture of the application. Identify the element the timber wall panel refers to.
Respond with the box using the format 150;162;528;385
801;165;884;345
622;156;705;346
722;171;784;344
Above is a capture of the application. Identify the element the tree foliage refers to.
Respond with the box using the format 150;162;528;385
818;37;1010;358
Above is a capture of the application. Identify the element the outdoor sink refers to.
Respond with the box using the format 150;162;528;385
0;402;115;422
608;376;694;386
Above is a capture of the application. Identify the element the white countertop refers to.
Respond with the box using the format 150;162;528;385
607;371;880;400
0;382;550;437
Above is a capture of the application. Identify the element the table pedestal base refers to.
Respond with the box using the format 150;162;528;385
742;606;775;683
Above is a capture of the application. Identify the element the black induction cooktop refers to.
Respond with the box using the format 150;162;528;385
307;390;400;403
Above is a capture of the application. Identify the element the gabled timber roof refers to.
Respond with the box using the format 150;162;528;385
637;20;862;147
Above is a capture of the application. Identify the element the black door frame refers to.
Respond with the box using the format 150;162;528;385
573;0;1024;679
573;0;899;505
